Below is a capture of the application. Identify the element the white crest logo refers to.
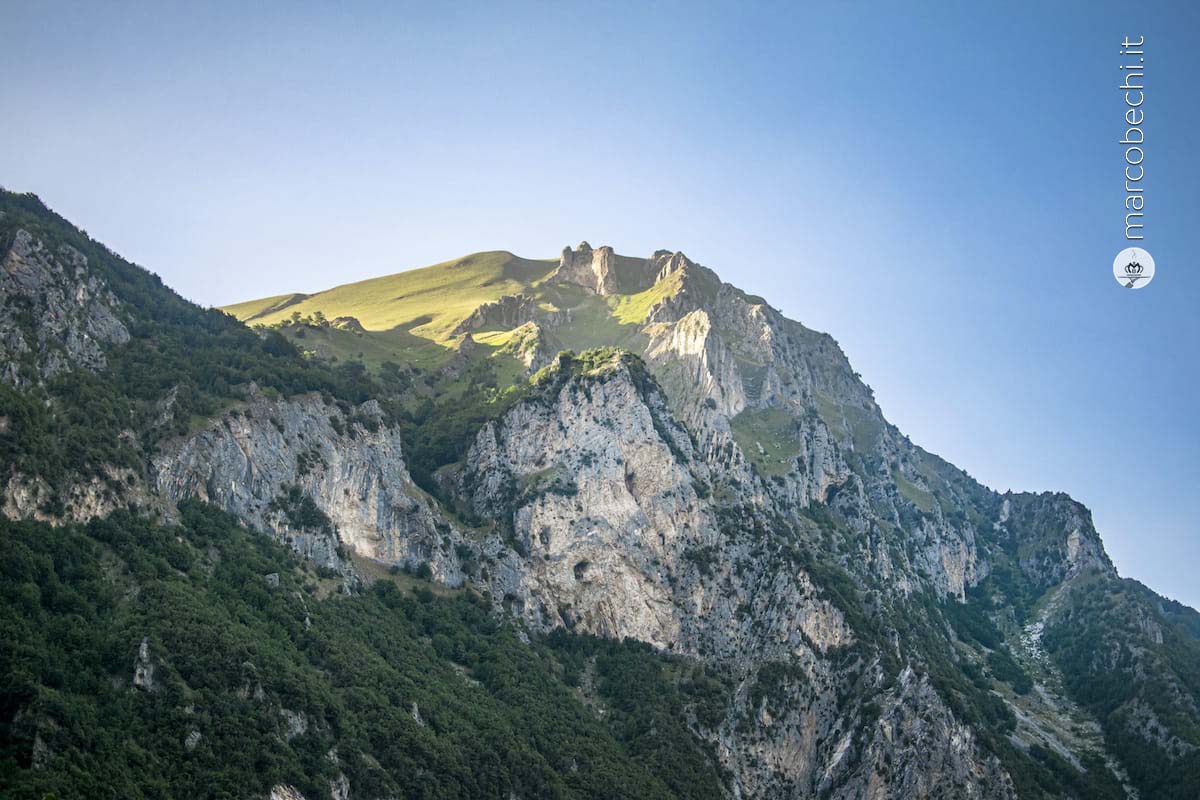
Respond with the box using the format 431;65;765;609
1113;247;1155;289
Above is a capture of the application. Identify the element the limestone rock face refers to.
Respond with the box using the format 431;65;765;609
449;352;1018;797
646;308;747;420
462;353;711;646
0;228;129;386
830;666;1016;800
149;384;525;589
482;355;855;651
452;293;542;335
151;387;447;572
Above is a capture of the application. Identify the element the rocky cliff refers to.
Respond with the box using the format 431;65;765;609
454;350;1022;798
152;388;442;571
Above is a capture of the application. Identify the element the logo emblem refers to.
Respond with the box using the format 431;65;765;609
1113;247;1155;289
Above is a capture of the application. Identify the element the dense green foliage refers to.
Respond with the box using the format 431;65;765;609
0;503;727;799
940;590;1032;694
544;633;730;798
1044;578;1200;798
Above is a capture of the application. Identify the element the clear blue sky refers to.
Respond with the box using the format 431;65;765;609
3;2;1197;606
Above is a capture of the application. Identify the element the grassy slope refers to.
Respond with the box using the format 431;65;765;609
223;251;557;340
222;250;678;386
221;292;309;322
224;251;568;379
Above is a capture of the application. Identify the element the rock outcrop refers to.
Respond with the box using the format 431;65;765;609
0;228;128;386
451;293;542;335
3;466;153;525
548;241;619;294
133;637;157;692
268;786;308;800
149;384;528;593
329;315;365;333
152;386;447;572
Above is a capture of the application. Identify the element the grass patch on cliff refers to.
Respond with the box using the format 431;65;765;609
730;407;803;477
347;551;462;597
471;327;524;349
548;294;645;353
843;403;883;453
892;470;935;513
810;391;884;454
812;391;848;440
612;270;681;325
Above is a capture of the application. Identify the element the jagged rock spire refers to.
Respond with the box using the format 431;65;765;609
550;241;618;295
549;243;698;296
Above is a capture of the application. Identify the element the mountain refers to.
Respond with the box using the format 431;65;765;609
3;190;1199;799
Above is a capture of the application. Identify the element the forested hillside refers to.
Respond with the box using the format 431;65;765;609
0;503;727;800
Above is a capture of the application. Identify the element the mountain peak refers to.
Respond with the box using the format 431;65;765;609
6;189;1200;798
